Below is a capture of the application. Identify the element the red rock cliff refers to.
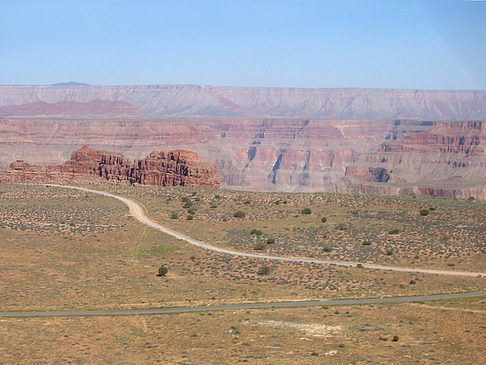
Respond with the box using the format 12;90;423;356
2;146;221;188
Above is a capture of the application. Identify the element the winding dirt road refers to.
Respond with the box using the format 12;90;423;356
44;184;486;278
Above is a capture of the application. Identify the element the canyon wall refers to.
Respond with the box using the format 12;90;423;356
1;117;484;199
1;85;486;120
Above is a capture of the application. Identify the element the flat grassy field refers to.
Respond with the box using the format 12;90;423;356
0;183;484;364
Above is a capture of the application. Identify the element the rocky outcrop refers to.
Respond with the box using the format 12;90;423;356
1;85;486;120
1;146;221;188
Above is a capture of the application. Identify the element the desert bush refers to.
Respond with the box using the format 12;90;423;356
186;215;194;220
257;266;271;275
266;238;275;244
157;266;168;277
385;249;393;255
234;211;246;218
170;212;179;219
254;242;266;250
183;201;193;209
250;229;263;236
301;208;312;215
388;228;400;234
323;245;333;252
419;209;429;216
363;240;372;246
336;223;347;230
321;217;327;223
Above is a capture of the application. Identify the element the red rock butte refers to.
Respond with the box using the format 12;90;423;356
1;146;221;188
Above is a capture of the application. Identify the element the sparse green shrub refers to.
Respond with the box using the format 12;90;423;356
266;238;275;244
234;211;246;218
244;200;251;205
250;229;263;236
336;223;347;230
419;209;429;216
210;204;217;209
183;201;193;209
323;245;333;252
301;208;312;215
363;240;372;246
214;194;221;199
321;217;327;223
389;228;400;234
357;263;363;268
392;336;399;342
385;249;393;255
187;208;195;214
170;212;179;219
186;215;194;220
181;197;189;202
257;266;271;275
157;266;168;277
409;280;416;284
254;242;266;250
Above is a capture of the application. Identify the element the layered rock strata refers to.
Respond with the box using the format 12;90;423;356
0;117;485;199
2;146;221;188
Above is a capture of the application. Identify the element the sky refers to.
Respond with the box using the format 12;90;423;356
1;0;485;89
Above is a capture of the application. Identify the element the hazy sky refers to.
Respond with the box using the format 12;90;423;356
1;0;485;89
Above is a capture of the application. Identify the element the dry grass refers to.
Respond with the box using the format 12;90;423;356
1;183;485;363
1;296;484;364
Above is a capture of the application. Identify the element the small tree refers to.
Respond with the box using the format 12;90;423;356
158;266;168;277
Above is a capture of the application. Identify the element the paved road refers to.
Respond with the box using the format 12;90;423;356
43;184;486;277
1;291;485;318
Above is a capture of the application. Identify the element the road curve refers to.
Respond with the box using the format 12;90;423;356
1;291;485;318
43;184;486;277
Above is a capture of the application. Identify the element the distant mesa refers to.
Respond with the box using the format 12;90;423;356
0;100;145;117
1;84;486;119
51;81;91;87
1;146;221;188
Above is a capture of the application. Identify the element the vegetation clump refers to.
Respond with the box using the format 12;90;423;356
301;208;312;215
157;266;168;277
234;211;246;218
257;266;271;275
